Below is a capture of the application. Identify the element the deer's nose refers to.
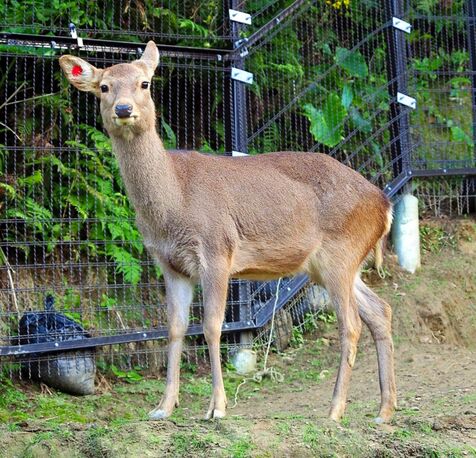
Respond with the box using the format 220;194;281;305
115;104;133;118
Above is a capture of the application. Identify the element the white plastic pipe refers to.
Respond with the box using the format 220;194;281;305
392;194;421;273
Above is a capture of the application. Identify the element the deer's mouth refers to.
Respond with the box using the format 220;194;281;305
113;115;139;126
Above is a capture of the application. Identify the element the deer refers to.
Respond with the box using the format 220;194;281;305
59;41;396;424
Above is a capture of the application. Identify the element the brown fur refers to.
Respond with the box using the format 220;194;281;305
59;42;397;423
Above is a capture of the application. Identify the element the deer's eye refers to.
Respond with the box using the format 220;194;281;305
100;84;109;93
141;81;149;89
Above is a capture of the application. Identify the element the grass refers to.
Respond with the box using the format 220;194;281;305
1;367;475;457
1;232;475;457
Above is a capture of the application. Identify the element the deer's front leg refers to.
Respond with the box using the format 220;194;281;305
202;266;230;420
149;271;194;420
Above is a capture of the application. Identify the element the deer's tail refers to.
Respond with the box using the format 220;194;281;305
375;205;393;278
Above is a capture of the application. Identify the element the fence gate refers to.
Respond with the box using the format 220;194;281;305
0;0;475;374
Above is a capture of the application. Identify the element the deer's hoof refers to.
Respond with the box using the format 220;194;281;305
205;408;226;420
148;408;170;420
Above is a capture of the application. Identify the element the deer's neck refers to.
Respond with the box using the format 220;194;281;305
110;129;181;220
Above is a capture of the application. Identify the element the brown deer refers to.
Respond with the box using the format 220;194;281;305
59;41;396;423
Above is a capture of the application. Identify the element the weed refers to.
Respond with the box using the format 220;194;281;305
462;393;476;404
302;423;321;448
290;327;304;347
341;416;351;427
83;426;113;458
110;365;143;383
31;431;54;444
419;422;434;435
226;438;254;458
420;224;455;253
169;430;219;455
392;428;413;439
275;420;292;436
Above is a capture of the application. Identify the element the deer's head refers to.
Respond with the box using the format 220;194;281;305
59;41;159;139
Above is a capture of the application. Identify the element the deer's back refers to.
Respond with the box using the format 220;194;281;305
171;150;389;228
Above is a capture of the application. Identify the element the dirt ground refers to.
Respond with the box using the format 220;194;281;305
0;217;475;457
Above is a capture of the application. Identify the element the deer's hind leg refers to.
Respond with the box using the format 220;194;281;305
354;277;396;423
308;251;363;421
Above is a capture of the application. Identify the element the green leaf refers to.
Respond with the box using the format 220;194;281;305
450;126;473;146
371;141;384;167
342;84;353;109
161;119;177;149
0;182;16;198
336;47;368;78
303;93;347;147
100;294;117;309
64;195;88;219
125;370;143;382
106;244;142;285
110;365;127;378
18;170;43;187
349;107;372;133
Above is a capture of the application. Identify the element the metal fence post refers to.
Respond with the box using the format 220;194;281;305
385;0;413;182
466;0;476;162
226;0;249;155
226;1;255;370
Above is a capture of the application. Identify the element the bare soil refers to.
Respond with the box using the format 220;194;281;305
0;217;475;457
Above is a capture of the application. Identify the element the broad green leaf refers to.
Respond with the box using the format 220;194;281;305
110;365;127;378
304;93;347;147
349;107;372;133
125;370;143;382
336;47;368;78
342;84;353;109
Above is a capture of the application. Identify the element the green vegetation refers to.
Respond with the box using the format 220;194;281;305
420;223;456;253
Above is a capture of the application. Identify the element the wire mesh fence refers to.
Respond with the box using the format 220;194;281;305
244;0;402;190
0;0;475;384
0;0;234;44
407;0;476;173
0;44;241;378
414;176;476;217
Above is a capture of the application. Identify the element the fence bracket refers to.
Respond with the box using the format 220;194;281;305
392;17;412;33
231;68;254;84
397;92;417;109
229;9;252;25
234;38;250;57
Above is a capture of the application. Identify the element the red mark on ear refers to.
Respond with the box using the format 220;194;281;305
72;65;83;77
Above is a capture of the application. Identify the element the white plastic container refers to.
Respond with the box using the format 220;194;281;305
392;194;421;273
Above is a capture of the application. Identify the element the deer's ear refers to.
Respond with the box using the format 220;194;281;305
59;55;103;93
137;41;159;77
